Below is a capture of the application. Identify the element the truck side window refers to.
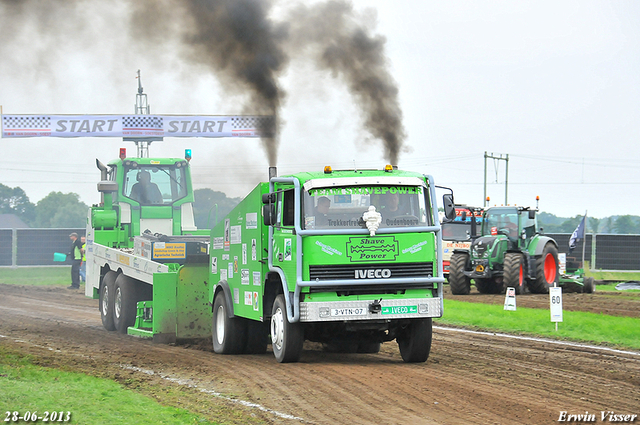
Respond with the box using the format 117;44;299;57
282;189;295;227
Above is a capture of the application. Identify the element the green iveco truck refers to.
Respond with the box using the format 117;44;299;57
87;155;454;363
209;165;454;362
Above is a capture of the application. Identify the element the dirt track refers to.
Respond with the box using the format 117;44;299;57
0;283;639;424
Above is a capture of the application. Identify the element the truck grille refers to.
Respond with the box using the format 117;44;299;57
309;262;433;280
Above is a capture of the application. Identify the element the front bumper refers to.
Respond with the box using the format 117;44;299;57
299;297;442;322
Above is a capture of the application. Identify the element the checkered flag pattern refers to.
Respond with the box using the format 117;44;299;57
122;116;163;129
3;115;51;130
231;116;275;136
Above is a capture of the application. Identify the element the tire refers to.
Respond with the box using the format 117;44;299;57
271;294;304;363
113;274;139;334
244;319;268;354
583;277;595;294
504;253;526;295
99;271;118;331
449;253;471;295
397;318;433;363
212;292;247;354
530;243;559;294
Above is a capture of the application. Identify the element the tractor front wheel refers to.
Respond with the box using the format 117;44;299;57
504;253;526;295
449;253;471;295
530;244;559;294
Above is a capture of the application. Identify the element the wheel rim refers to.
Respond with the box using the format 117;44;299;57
114;287;122;319
215;305;226;345
102;286;109;315
271;307;284;351
544;253;557;283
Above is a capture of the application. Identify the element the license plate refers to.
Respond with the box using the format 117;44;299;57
330;307;366;317
381;305;418;315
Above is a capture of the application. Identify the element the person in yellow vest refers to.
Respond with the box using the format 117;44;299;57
68;233;83;290
79;236;87;283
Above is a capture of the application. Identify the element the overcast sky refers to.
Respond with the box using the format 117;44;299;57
1;0;638;219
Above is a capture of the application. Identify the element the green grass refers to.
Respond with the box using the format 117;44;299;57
0;347;218;425
0;267;70;286
437;299;640;350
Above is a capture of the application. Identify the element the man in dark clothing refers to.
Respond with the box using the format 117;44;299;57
68;232;83;289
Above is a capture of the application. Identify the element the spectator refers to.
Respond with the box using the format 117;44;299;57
79;236;87;283
68;233;83;290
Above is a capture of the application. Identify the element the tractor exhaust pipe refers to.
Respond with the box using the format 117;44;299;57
269;166;277;180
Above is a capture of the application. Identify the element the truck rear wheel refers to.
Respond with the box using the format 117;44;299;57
449;253;471;295
397;318;432;363
100;271;118;331
212;292;246;354
271;294;303;363
583;277;595;294
113;274;138;334
504;253;526;295
530;244;559;294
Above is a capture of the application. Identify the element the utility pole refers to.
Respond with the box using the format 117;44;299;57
483;152;509;208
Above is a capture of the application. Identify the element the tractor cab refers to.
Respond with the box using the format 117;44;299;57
480;206;537;249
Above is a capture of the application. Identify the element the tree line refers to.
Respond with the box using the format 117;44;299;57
2;182;640;234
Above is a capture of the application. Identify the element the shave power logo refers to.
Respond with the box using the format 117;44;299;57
346;236;399;262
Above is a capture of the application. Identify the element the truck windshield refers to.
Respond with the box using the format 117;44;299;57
303;185;431;230
123;165;188;205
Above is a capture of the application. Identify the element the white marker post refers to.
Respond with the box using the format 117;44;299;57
550;286;563;331
504;287;516;311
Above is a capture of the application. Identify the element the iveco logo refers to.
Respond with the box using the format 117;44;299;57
355;269;392;279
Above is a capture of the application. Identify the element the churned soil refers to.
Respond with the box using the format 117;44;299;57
0;283;639;425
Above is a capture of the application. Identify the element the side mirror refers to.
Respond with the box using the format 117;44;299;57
262;192;276;204
528;210;536;220
262;204;276;226
442;194;455;221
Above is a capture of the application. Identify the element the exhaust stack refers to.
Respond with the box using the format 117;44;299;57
269;166;277;180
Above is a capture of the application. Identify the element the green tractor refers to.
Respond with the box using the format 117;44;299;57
448;205;560;295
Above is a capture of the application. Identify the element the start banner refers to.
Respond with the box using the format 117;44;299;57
1;115;274;138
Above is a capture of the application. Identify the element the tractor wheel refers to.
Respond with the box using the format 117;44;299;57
583;277;596;294
112;274;139;334
397;318;433;363
212;292;247;354
504;253;526;295
99;271;118;331
271;294;304;363
530;243;559;294
449;253;471;295
475;278;502;294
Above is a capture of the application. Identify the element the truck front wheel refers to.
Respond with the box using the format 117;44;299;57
113;274;138;334
449;253;471;295
271;294;303;363
397;318;433;363
212;292;246;354
100;271;118;331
